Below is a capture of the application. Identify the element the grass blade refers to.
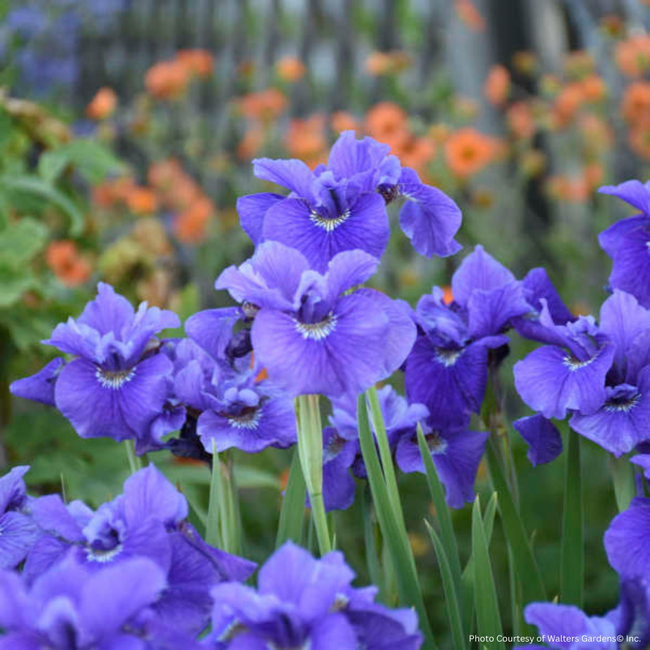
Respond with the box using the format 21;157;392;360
206;444;223;548
417;425;463;598
357;394;436;649
610;454;636;512
425;521;467;650
561;428;583;607
276;448;306;548
485;440;546;605
363;485;386;601
472;497;505;650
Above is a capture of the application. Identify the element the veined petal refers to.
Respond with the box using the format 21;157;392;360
252;158;319;202
513;414;563;466
236;192;285;244
9;358;65;407
185;308;241;360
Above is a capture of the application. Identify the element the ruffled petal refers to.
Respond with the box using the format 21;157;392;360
9;358;65;407
236;192;285;244
185;307;241;360
513;414;563;466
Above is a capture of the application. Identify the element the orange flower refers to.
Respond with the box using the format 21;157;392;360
600;15;624;38
444;128;496;178
86;87;117;120
583;161;604;191
622;82;650;125
581;74;606;103
238;124;265;160
442;285;454;305
125;187;158;215
275;56;306;82
546;175;588;203
46;240;91;287
578;114;613;155
285;116;327;164
616;35;650;77
563;51;595;79
398;137;436;176
506;101;536;139
145;60;189;100
552;82;585;127
365;102;409;149
239;88;287;122
174;196;214;243
365;50;411;76
92;177;135;208
629;120;650;159
176;49;214;78
484;65;510;106
455;0;485;31
330;111;359;134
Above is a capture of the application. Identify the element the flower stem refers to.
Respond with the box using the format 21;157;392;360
206;441;224;549
610;454;635;512
296;394;331;555
124;439;141;475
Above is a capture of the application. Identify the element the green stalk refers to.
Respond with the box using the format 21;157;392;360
276;448;306;548
221;454;243;556
610;454;636;512
296;394;331;555
561;428;583;607
206;442;224;548
124;439;141;475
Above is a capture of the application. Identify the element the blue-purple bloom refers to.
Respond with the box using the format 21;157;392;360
405;245;528;427
237;130;462;271
206;541;423;649
599;180;650;308
513;414;563;467
215;241;416;398
0;466;39;569
10;283;182;453
26;465;255;634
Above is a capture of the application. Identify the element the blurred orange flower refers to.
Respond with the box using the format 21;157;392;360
239;88;287;122
398;137;437;176
86;87;117;120
455;0;485;31
616;35;650;77
331;111;360;134
276;56;306;82
46;240;91;287
174;197;214;243
553;83;585;127
563;51;595;79
92;177;135;208
622;82;650;125
629;121;650;159
365;102;409;149
484;65;510;106
145;60;189;100
512;51;537;76
444;128;496;178
125;187;158;215
365;50;411;76
238;125;265;160
581;74;606;103
285;116;327;167
506;101;536;139
547;175;588;203
177;49;214;78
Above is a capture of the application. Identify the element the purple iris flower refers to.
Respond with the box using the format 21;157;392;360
0;466;39;569
405;246;528;427
0;552;176;650
395;418;489;509
10;283;181;452
172;336;296;454
513;414;563;467
513;309;615;421
599;180;650;308
207;541;423;649
26;465;255;634
215;241;416;398
237;131;462;271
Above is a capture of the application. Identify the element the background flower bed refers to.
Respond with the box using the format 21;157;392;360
2;0;649;645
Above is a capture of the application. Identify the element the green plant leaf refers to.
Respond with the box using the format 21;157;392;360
0;217;47;263
471;497;505;650
275;448;306;548
425;520;467;650
561;428;583;607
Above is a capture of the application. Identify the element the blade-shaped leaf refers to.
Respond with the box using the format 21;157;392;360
276;448;306;548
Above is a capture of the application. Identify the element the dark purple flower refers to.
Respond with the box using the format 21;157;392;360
599;180;650;308
0;466;39;569
513;414;563;467
26;465;255;634
207;541;422;649
10;283;180;449
395;419;488;508
216;242;416;398
237;131;462;270
0;552;167;649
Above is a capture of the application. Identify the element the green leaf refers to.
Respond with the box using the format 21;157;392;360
460;492;497;636
471;497;505;650
425;521;467;650
0;263;37;307
38;149;70;184
206;444;224;548
417;424;462;601
275;448;306;548
610;454;636;512
485;440;546;605
0;175;85;235
363;485;386;601
0;217;47;263
561;428;583;607
357;395;436;649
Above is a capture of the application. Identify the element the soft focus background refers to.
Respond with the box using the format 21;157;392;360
1;0;648;642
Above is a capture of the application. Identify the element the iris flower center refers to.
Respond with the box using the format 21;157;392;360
435;348;464;367
562;355;595;371
425;433;448;455
96;367;135;389
309;209;350;232
227;407;262;430
604;392;641;413
86;543;123;563
295;313;338;341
